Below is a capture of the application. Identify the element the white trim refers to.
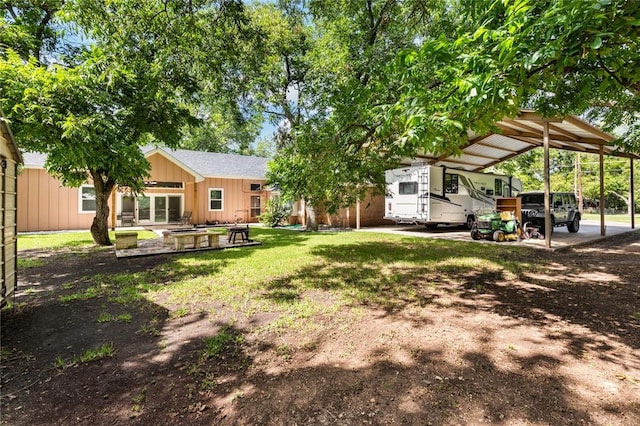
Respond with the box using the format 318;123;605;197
124;192;184;224
208;187;224;211
78;184;96;214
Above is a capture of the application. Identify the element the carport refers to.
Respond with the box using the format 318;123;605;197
409;109;640;248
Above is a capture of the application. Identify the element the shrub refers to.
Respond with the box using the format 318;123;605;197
259;195;292;227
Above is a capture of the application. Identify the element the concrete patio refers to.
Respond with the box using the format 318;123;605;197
358;219;638;250
114;227;262;258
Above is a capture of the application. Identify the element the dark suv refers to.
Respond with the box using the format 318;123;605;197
518;192;581;235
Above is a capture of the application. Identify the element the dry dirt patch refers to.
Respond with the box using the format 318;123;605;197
1;233;639;425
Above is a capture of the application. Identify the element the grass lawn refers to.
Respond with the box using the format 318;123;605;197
8;227;639;424
582;213;640;224
17;230;159;251
18;228;538;327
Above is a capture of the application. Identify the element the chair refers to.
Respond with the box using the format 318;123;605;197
180;211;192;225
121;212;135;227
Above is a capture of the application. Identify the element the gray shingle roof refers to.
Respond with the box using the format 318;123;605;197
22;147;269;180
155;148;269;179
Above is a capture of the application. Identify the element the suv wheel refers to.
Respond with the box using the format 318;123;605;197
567;215;580;233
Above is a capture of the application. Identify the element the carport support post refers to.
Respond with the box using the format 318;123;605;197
600;145;605;236
631;158;635;229
543;121;551;249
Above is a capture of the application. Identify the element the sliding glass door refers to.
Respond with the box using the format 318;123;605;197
124;194;182;225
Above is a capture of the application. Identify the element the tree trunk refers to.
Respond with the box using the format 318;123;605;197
305;203;318;231
91;187;113;245
90;172;116;246
610;191;629;213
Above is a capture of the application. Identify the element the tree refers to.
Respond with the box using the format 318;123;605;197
180;103;262;155
2;47;194;244
389;0;640;156
1;0;244;244
0;0;65;63
243;0;449;229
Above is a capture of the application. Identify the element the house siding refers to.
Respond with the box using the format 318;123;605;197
17;168;107;232
17;150;270;231
196;178;269;224
146;153;197;183
301;191;392;228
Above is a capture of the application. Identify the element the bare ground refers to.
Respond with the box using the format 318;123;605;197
1;232;639;425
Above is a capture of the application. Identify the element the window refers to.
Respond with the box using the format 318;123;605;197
143;181;183;189
80;185;96;213
399;181;418;195
444;173;458;194
208;188;223;211
250;183;262;191
494;179;503;197
250;195;261;218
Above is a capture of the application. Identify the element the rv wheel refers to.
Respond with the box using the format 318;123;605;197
465;215;475;229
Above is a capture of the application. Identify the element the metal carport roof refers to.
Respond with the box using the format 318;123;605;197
408;110;640;172
401;109;639;248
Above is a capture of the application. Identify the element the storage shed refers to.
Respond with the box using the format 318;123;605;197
1;110;22;306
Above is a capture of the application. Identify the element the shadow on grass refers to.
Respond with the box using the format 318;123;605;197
264;236;639;354
3;229;639;425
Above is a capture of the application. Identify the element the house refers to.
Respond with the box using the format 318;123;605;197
1;110;23;305
17;146;271;232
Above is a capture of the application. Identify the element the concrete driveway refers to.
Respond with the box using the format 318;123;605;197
358;220;638;250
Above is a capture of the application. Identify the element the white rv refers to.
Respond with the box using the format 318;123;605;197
384;165;522;228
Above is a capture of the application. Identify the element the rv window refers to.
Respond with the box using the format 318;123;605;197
494;179;503;196
444;174;458;194
399;181;418;195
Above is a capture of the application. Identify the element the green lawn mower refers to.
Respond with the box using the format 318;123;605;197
470;211;521;242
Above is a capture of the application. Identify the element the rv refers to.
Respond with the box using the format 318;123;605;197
384;165;522;228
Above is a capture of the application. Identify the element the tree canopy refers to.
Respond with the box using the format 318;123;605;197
240;0;453;228
389;0;640;154
2;0;639;239
1;0;243;244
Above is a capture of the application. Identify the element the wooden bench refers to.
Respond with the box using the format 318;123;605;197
173;231;208;250
227;225;250;244
115;231;138;249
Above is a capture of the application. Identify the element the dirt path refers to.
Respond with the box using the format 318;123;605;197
1;233;639;425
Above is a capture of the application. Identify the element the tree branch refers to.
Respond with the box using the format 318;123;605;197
524;59;559;79
5;3;18;20
597;53;638;96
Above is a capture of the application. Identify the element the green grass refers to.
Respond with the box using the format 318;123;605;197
202;327;244;359
25;228;539;334
169;307;189;318
54;342;116;369
17;257;46;269
96;311;133;323
18;230;158;251
582;213;640;224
